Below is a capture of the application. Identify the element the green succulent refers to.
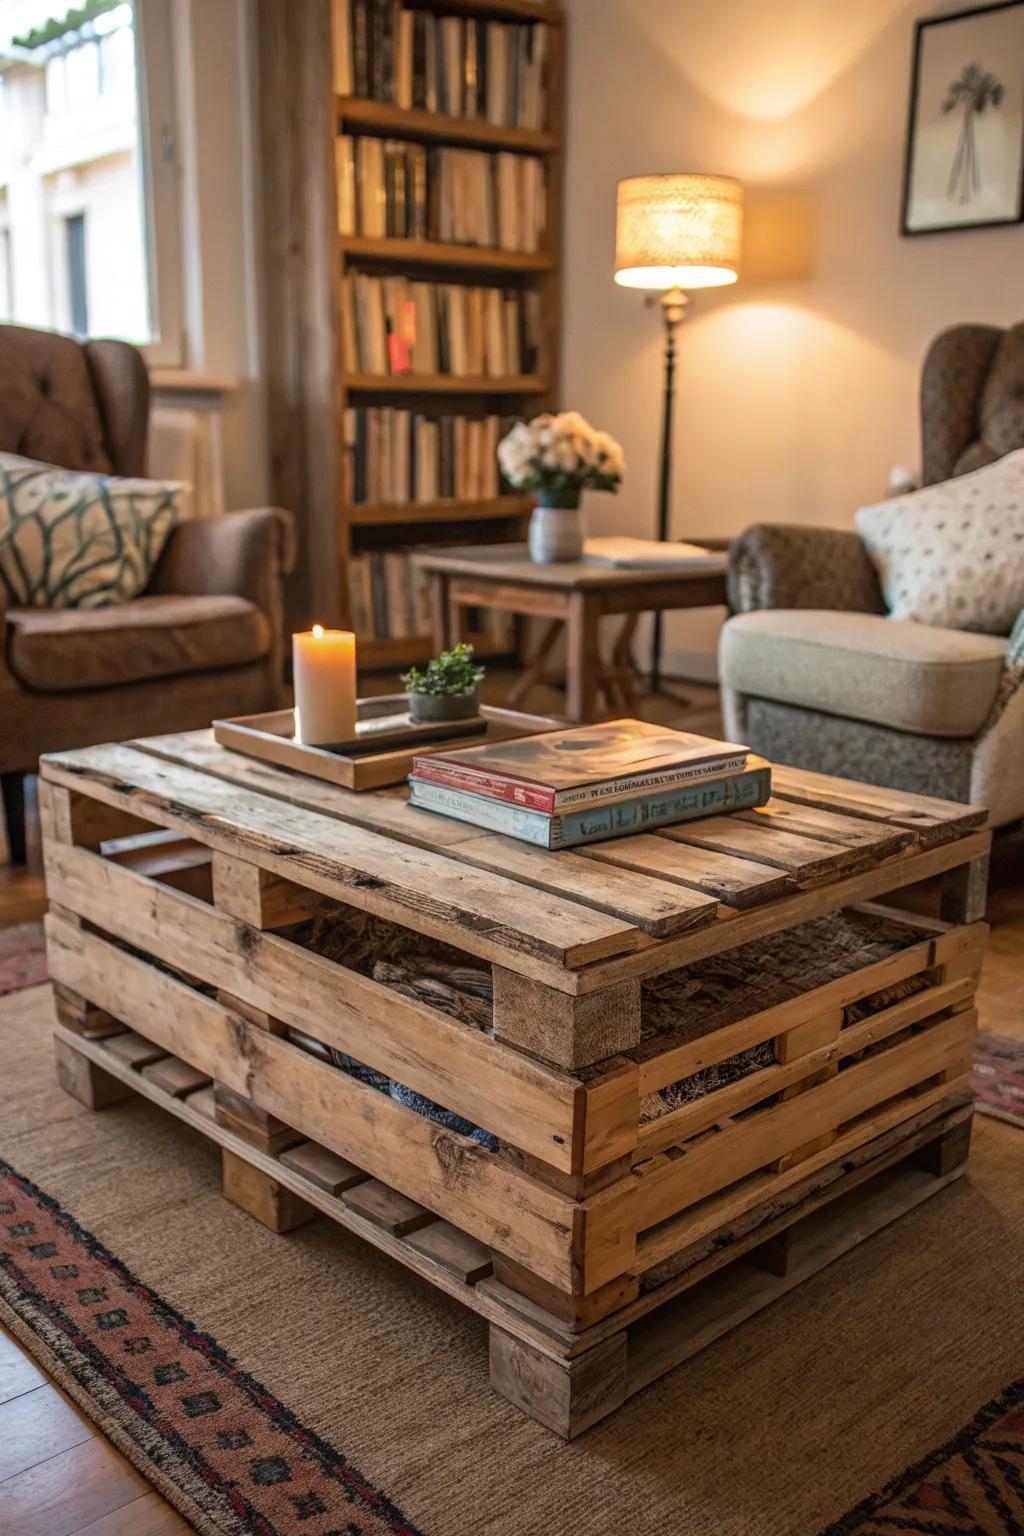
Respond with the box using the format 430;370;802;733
402;642;485;697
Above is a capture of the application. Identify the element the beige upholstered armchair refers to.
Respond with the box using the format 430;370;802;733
719;322;1024;828
0;324;295;863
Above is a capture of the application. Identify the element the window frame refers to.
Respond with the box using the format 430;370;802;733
134;0;185;366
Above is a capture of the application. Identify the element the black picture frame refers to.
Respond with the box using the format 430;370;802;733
900;0;1024;237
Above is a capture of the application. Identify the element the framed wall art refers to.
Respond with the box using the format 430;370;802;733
901;0;1024;235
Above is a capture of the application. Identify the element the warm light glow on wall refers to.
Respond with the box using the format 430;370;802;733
630;0;905;122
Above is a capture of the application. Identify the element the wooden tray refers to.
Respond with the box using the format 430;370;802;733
213;699;561;792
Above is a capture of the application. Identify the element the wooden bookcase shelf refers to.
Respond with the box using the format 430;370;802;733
259;0;562;664
338;96;557;154
350;495;533;527
345;373;549;396
340;235;553;274
403;0;563;21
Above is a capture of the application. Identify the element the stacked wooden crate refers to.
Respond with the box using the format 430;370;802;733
41;734;988;1435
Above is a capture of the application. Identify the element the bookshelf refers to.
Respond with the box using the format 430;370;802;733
333;0;565;669
254;0;563;650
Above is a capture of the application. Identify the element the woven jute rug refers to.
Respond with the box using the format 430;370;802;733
2;983;1023;1536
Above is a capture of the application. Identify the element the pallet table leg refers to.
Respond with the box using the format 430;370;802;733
940;853;990;923
54;1035;134;1111
221;1149;317;1235
913;1118;972;1177
770;1010;843;1174
488;1325;627;1439
52;982;126;1041
492;970;641;1070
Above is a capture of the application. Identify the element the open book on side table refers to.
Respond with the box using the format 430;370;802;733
583;537;723;569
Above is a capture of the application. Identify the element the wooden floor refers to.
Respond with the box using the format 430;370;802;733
0;670;1020;1533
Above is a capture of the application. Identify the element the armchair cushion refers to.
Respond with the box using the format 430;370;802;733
0;453;190;609
720;610;1007;738
6;594;269;692
855;448;1024;635
727;525;885;615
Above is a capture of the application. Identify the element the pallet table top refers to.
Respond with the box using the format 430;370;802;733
39;732;990;994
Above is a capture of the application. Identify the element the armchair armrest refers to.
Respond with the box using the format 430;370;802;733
150;507;296;615
727;524;885;615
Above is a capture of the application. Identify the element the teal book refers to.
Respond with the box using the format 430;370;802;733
407;762;772;849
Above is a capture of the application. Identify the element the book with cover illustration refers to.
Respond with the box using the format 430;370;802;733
408;761;771;850
413;719;748;814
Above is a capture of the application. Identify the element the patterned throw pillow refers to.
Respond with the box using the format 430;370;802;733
0;453;190;609
855;449;1024;635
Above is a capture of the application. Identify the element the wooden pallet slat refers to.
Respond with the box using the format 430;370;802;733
43;844;585;1172
581;833;796;908
133;732;716;939
43;745;643;973
661;815;896;884
769;765;987;842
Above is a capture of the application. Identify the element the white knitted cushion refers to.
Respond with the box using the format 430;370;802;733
855;450;1024;635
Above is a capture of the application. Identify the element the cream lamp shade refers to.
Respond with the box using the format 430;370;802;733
615;173;743;291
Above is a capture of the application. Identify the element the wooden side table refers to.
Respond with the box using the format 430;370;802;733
414;543;729;722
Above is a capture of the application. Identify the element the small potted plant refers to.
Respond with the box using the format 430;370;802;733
402;642;485;724
498;411;625;563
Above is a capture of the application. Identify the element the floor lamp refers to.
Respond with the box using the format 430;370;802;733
614;174;743;694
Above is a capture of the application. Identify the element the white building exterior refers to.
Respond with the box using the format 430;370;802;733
0;0;150;343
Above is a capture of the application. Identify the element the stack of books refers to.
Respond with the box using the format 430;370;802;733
344;409;519;503
408;720;770;849
348;550;515;648
338;136;547;252
342;274;542;377
335;0;549;129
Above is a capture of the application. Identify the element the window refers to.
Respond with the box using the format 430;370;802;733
65;212;88;335
0;0;182;363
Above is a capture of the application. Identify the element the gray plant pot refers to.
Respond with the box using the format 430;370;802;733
407;687;481;724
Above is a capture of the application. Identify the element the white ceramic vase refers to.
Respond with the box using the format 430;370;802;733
528;497;584;563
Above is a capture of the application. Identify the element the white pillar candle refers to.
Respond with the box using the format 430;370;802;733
292;625;357;746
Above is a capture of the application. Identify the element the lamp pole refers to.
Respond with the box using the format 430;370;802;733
650;284;688;693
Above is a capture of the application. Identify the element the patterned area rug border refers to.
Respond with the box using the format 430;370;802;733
819;1375;1024;1535
0;920;47;996
974;1032;1024;1128
0;1159;425;1536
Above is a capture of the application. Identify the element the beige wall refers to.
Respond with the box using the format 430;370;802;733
562;0;1024;678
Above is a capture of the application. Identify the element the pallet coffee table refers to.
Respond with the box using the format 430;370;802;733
41;729;990;1437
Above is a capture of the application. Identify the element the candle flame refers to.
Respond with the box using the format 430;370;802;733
312;624;325;639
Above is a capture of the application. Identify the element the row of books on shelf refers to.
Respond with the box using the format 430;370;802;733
335;0;549;129
349;549;515;646
408;721;769;850
343;273;542;377
344;409;519;503
338;136;546;252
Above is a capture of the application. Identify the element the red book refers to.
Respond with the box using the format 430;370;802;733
412;719;748;815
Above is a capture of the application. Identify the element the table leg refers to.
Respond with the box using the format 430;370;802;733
566;593;600;723
506;618;563;708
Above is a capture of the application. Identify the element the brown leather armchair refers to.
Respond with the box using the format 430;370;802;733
0;324;295;863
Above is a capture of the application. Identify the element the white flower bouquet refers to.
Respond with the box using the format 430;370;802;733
498;412;625;509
